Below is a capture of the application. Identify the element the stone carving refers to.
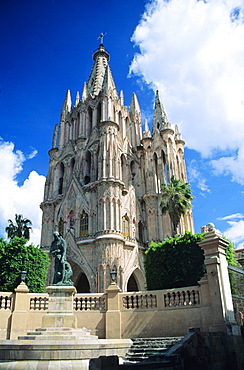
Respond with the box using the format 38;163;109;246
50;231;73;286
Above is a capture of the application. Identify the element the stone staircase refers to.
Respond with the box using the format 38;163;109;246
121;337;184;369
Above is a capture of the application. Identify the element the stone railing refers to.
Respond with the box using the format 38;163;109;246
74;293;106;311
164;288;200;307
121;293;157;309
0;293;12;310
29;294;49;310
120;287;200;310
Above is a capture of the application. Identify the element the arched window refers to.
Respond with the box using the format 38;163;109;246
80;211;88;236
87;106;92;137
57;162;64;194
70;158;75;178
84;151;91;184
58;218;64;236
138;221;143;244
162;150;168;184
154;153;159;193
122;215;129;237
97;102;101;125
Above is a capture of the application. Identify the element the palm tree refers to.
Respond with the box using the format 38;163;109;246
5;214;32;240
161;176;194;235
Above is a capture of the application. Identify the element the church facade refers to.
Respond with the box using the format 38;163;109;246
40;43;194;293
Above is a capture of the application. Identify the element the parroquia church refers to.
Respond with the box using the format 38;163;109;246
40;41;194;293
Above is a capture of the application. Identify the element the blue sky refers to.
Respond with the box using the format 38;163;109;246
0;0;244;248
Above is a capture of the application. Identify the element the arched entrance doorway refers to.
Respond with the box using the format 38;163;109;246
68;260;91;293
127;274;139;292
76;272;90;293
126;268;145;292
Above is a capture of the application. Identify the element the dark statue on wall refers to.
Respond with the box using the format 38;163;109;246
50;231;73;286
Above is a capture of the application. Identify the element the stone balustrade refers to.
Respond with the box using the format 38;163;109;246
164;288;200;307
121;293;157;309
74;293;106;311
0;293;12;310
30;294;49;310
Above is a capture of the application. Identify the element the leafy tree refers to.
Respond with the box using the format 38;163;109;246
5;214;32;240
161;176;194;235
224;237;237;294
145;232;205;290
0;237;49;293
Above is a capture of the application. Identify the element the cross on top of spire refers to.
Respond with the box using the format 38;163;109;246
98;33;107;45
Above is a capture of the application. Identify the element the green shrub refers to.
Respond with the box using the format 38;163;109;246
145;232;205;290
0;236;49;293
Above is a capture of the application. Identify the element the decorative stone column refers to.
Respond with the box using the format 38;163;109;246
106;283;121;339
198;226;240;335
10;282;30;339
42;285;77;328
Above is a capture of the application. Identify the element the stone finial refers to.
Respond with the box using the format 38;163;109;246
75;91;80;106
82;82;88;101
130;93;141;115
207;222;215;231
60;90;72;120
201;223;216;233
143;119;151;138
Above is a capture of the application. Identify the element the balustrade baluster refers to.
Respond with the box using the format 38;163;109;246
128;296;133;309
153;294;157;307
175;292;180;306
164;293;169;307
181;291;185;305
185;291;190;305
169;293;174;306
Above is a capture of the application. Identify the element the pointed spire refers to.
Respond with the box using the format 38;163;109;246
86;43;118;98
130;93;141;115
120;90;124;106
75;91;80;106
52;124;59;148
143;119;151;138
153;90;168;132
153;90;168;129
82;82;88;101
60;90;72;120
101;65;118;99
175;124;185;144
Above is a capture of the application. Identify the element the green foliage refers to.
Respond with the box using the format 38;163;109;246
223;237;237;294
145;232;205;290
5;214;32;240
161;176;194;234
0;237;49;293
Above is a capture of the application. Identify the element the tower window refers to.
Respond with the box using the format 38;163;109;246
58;218;64;236
122;215;129;237
80;211;89;236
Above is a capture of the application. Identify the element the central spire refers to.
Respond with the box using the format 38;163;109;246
86;38;117;99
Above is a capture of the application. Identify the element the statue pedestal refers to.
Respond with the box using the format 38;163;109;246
42;285;77;328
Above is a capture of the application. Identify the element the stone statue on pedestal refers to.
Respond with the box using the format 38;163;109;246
50;231;73;286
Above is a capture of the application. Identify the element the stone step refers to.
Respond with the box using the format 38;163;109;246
123;337;183;364
18;334;95;341
18;327;98;341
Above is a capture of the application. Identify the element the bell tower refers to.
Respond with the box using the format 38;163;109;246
40;41;194;293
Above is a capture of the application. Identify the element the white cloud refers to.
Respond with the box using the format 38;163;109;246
218;213;244;221
130;0;244;183
0;139;46;245
211;147;244;185
187;159;210;194
223;219;244;249
218;213;244;249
